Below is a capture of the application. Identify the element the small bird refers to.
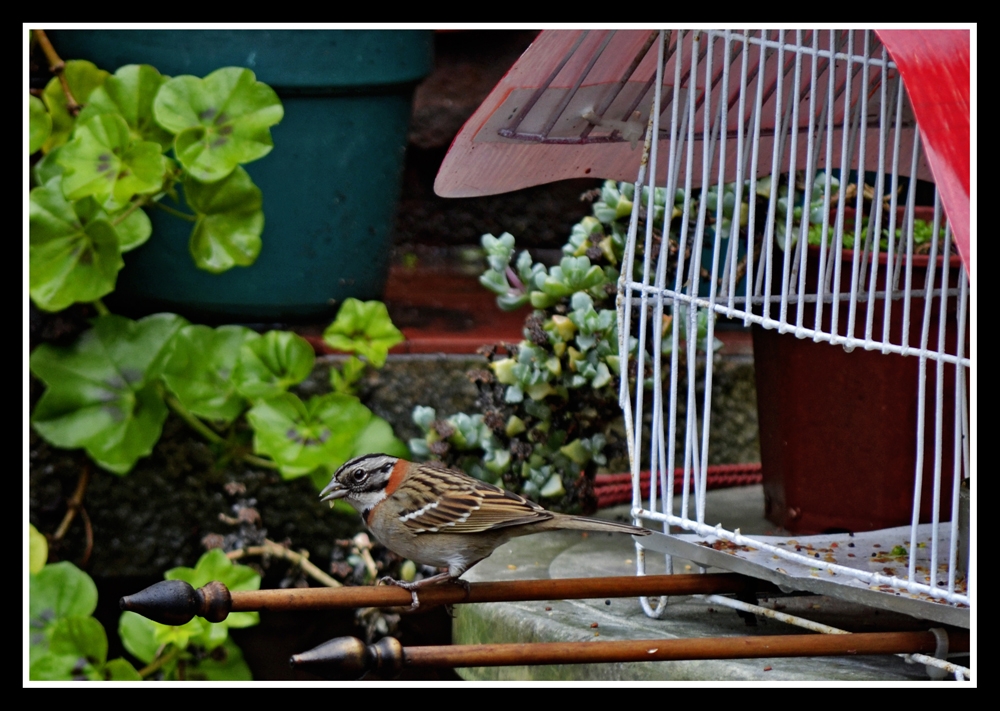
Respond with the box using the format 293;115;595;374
320;453;650;605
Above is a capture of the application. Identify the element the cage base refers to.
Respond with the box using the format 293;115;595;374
640;523;968;628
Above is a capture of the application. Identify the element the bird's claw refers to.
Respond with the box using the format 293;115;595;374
377;576;422;610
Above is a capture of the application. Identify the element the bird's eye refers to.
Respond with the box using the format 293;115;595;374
352;469;366;482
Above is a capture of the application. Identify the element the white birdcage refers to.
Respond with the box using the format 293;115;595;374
601;29;971;673
435;27;972;679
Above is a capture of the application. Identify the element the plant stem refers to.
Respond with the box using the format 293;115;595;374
138;647;182;679
33;30;80;116
50;464;90;541
165;394;225;445
152;201;197;222
111;196;149;227
239;453;281;470
92;299;110;316
227;539;342;588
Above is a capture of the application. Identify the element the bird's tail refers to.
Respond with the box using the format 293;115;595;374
552;514;651;536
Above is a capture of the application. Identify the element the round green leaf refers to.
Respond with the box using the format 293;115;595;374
30;95;52;153
29;561;98;626
29;653;82;681
247;393;372;479
154;67;283;181
162;324;256;424
29;313;187;474
234;330;315;400
107;203;152;252
50;616;108;668
29;177;123;311
322;299;404;367
183;167;263;272
78;64;173;149
29;524;48;574
102;658;142;680
32;146;65;185
41;60;110;153
118;611;158;665
187;638;253;681
58;113;168;210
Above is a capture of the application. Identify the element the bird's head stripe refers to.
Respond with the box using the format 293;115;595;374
385;458;409;496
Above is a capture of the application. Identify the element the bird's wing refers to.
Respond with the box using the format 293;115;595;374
392;462;553;534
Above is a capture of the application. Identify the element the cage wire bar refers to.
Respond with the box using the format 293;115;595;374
616;30;971;629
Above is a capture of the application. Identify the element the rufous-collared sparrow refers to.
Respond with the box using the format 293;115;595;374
320;453;650;605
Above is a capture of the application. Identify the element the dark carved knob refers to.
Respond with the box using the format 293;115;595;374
120;580;232;625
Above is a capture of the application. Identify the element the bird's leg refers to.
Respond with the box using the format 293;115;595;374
377;572;469;610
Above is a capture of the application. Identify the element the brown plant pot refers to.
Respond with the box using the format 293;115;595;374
753;209;967;533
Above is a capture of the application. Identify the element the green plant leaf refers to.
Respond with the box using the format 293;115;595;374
107;203;153;252
315;415;408;489
162;324;255;424
183;167;263;272
29;524;48;574
185;638;253;681
322;298;404;367
33;146;65;185
58;113;168;209
30;95;52;153
49;615;108;668
153;67;283;181
329;355;367;395
29;652;83;681
78;64;173;149
118;611;158;665
29;177;123;311
41;60;110;153
30;314;187;474
29;561;98;624
101;658;142;681
234;330;315;400
247;392;373;479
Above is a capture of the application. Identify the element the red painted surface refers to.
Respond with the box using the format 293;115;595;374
877;30;971;278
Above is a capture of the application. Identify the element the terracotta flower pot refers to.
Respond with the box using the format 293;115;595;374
752;208;967;533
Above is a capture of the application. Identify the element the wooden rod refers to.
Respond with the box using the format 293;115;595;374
230;573;778;612
401;630;970;668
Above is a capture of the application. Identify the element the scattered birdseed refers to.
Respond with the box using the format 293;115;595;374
590;622;599;628
605;600;611;605
507;565;517;570
545;606;552;611
763;666;773;672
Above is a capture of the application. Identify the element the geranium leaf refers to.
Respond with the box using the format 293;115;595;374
30;95;52;153
29;313;187;474
29;177;123;311
49;616;108;668
233;330;315;400
162;324;256;424
41;60;109;153
29;561;98;626
78;64;173;149
153;67;283;182
247;393;372;479
58;113;168;210
322;298;404;367
184;167;263;272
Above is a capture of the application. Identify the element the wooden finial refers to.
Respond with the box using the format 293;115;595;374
120;580;232;625
289;636;404;680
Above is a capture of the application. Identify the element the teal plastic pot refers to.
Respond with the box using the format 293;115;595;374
48;30;433;322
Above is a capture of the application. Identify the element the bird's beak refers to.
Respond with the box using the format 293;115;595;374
319;479;347;503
